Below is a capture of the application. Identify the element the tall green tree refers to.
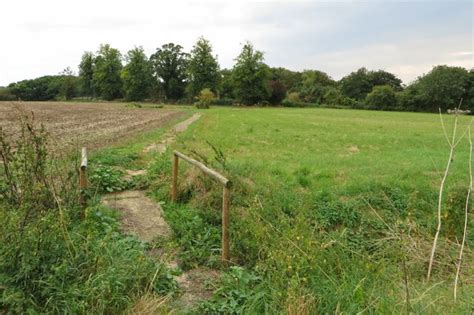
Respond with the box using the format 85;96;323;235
150;43;189;100
340;67;373;100
368;70;402;91
187;37;220;97
299;70;336;103
270;67;302;92
219;69;235;98
92;44;123;100
121;47;153;101
232;42;270;105
466;69;474;112
78;52;95;97
59;67;78;100
409;65;471;111
366;85;397;110
9;76;64;101
340;68;403;101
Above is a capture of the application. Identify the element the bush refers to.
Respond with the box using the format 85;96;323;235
322;87;343;106
195;88;216;109
199;267;266;314
286;92;301;103
211;98;238;106
282;92;313;107
0;87;16;101
8;75;78;101
267;80;287;105
365;85;397;110
90;165;130;193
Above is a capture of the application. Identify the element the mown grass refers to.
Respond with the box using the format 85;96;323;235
150;107;473;313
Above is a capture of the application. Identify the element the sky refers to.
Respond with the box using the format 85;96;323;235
0;0;472;86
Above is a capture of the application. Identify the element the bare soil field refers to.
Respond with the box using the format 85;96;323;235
0;102;184;150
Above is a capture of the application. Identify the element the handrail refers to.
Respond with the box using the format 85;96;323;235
171;150;232;264
173;151;232;188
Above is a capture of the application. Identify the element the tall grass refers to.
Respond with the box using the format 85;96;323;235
0;113;175;313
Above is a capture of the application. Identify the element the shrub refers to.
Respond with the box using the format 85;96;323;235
286;92;301;103
267;80;287;105
365;85;397;110
198;267;266;314
322;87;343;106
211;98;238;106
195;88;216;109
125;102;143;108
0;87;16;101
90;165;130;193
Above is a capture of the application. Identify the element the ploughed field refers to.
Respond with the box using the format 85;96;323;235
0;102;183;150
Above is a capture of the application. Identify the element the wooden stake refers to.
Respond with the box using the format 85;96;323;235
79;147;88;212
171;153;179;202
222;186;230;264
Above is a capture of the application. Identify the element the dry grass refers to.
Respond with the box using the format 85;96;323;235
285;290;317;315
126;293;173;315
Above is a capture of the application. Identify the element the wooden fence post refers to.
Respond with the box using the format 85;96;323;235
222;186;231;264
79;147;88;214
171;153;179;202
171;151;232;266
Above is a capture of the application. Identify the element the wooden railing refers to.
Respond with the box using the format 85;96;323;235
171;150;232;264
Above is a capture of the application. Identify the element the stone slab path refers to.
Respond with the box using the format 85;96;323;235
100;112;219;311
101;191;171;242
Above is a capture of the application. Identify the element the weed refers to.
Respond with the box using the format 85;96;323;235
90;165;130;193
126;102;143;108
198;267;266;314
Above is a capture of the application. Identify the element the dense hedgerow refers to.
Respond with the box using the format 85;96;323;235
0;114;175;313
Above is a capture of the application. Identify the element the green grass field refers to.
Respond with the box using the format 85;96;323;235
142;107;472;313
179;107;471;194
5;105;471;313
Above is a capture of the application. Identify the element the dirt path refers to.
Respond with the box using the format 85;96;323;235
100;112;218;311
145;113;201;154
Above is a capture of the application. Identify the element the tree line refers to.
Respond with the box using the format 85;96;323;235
1;37;473;112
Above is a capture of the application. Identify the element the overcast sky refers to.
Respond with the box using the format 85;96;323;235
0;0;472;86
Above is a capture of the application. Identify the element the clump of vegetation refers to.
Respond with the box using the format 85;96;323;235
195;88;216;109
0;87;16;101
365;85;397;110
0;114;175;313
90;165;130;192
198;267;266;314
126;102;143;108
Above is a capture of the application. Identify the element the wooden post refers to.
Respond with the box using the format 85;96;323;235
171;151;232;265
171;153;179;202
222;186;230;264
79;147;88;212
